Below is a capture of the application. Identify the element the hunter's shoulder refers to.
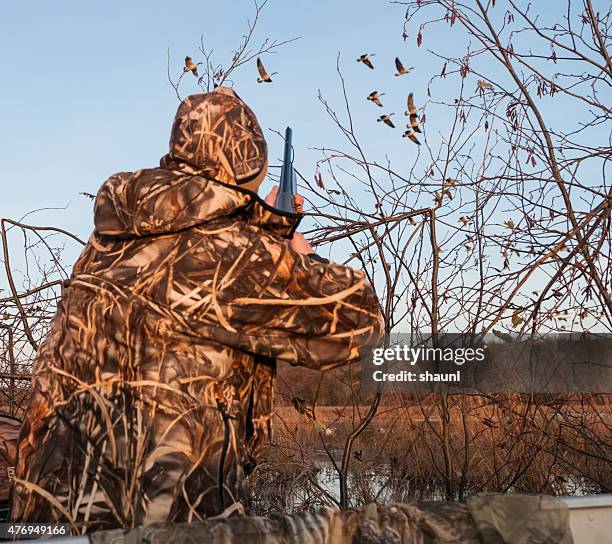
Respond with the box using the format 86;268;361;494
98;167;176;192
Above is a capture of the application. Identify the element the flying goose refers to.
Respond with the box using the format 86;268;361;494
184;56;202;77
367;90;385;107
377;113;395;128
357;53;375;69
256;57;277;83
395;57;414;76
402;128;421;145
405;93;422;133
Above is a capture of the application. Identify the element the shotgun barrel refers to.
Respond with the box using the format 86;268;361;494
275;126;297;213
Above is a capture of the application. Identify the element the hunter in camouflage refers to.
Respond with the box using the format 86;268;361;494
10;87;383;533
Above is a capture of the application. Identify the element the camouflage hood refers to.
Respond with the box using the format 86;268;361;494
94;87;272;238
160;87;267;182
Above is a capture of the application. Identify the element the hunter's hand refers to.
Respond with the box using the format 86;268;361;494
262;188;311;254
263;187;304;214
292;194;304;214
263;186;279;207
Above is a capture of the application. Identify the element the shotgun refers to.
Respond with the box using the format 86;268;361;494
275;126;297;213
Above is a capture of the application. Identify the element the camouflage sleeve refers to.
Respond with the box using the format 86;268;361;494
172;227;383;372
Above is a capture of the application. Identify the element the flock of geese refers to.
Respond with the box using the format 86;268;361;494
359;54;422;145
182;54;422;145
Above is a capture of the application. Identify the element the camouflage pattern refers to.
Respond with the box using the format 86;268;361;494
89;495;574;544
161;86;268;184
0;413;20;503
10;88;383;533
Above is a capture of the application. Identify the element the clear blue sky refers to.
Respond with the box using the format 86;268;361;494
2;1;603;235
0;0;429;243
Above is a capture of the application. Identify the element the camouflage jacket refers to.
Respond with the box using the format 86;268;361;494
11;89;383;533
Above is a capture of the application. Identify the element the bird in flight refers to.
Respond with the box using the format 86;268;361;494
357;53;375;69
377;113;395;128
256;57;277;83
394;57;414;76
184;56;202;78
402;128;421;145
367;91;385;107
405;93;422;134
